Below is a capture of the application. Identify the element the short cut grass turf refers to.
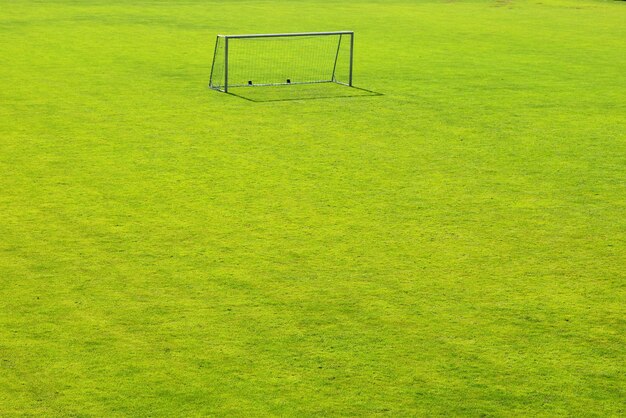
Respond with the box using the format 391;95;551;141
1;0;625;415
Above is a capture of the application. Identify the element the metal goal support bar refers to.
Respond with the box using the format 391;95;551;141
218;31;353;39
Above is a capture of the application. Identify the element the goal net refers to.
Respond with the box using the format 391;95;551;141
209;31;354;93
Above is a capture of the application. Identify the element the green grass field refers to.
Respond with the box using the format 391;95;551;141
1;0;625;415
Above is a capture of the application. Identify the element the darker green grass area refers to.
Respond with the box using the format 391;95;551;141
0;0;624;416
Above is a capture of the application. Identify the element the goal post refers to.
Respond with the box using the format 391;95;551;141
209;31;354;93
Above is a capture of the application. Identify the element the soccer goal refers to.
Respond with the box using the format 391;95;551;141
209;31;354;93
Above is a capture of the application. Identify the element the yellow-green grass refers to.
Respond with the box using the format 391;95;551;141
0;0;624;415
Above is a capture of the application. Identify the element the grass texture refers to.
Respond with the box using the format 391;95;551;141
0;0;624;415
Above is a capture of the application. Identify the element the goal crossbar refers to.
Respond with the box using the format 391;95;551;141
209;31;354;93
219;31;353;39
